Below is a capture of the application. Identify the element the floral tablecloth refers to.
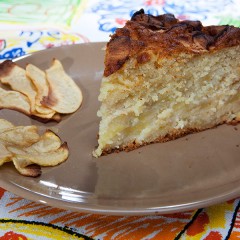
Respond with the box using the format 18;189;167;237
0;0;240;239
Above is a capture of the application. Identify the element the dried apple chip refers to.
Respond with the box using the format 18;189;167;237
43;59;83;114
0;119;15;133
26;64;49;105
12;157;41;177
26;64;56;115
33;110;56;120
0;87;58;121
24;130;62;153
0;60;36;112
51;113;62;122
0;118;69;177
0;142;12;166
0;87;31;115
35;105;55;115
0;59;82;122
8;142;69;166
0;126;40;147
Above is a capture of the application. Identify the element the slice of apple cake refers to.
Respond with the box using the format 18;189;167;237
93;9;240;157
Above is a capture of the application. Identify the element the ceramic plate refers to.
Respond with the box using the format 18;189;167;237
0;42;240;216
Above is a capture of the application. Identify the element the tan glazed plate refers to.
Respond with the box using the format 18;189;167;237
0;42;240;216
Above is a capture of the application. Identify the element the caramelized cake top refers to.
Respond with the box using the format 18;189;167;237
104;9;240;77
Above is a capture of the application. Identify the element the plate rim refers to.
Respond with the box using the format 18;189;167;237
1;176;240;215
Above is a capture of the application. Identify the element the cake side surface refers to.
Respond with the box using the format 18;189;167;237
93;11;240;157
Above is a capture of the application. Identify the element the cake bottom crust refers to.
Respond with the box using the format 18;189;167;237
100;119;239;156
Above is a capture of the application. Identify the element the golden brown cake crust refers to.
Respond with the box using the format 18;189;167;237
104;9;240;77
